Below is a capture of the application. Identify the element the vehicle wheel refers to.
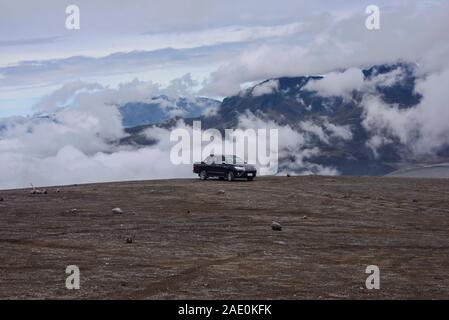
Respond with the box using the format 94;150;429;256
247;177;254;181
226;171;234;182
199;171;208;180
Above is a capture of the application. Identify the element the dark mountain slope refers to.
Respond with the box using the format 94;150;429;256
121;63;446;176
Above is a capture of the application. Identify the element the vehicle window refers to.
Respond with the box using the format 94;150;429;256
213;155;223;164
224;155;244;164
204;156;213;165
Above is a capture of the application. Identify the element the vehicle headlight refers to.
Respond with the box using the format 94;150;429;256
235;166;245;171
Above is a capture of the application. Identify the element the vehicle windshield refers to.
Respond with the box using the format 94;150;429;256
224;155;245;165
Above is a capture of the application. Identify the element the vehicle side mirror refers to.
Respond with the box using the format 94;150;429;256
222;162;226;164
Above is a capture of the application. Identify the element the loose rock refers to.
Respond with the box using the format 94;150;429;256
271;221;282;231
217;190;226;195
126;237;133;244
112;207;123;215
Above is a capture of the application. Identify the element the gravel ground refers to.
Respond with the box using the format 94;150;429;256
1;176;449;299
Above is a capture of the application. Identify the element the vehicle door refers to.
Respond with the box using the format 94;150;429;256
209;155;224;176
203;155;214;174
214;155;227;177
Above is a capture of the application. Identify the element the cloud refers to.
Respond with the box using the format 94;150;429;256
299;118;353;145
323;120;353;141
0;112;192;190
0;105;344;190
0;36;61;47
0;47;221;89
251;79;279;97
33;81;104;113
0;0;346;58
300;121;330;144
0;76;216;189
361;68;449;155
3;1;449;118
304;68;364;98
0;142;192;190
32;73;201;115
0;98;124;158
203;1;449;96
0;19;306;95
142;22;304;50
413;69;449;153
237;112;341;176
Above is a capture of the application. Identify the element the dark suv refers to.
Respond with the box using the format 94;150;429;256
193;155;257;181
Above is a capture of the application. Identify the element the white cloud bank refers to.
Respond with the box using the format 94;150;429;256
1;62;448;189
0;74;352;189
0;76;208;189
362;69;449;156
304;68;364;99
202;1;449;96
252;80;279;97
237;112;351;176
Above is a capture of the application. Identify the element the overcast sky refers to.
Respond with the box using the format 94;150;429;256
1;0;448;117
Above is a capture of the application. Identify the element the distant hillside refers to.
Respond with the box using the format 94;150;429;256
121;63;449;177
386;164;449;178
119;95;220;128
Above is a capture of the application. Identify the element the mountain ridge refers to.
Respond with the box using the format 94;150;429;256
120;62;448;176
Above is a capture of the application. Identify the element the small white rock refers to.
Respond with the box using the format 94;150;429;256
112;207;123;215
